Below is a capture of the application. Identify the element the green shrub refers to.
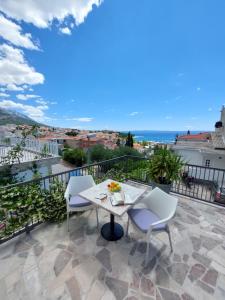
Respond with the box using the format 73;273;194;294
147;146;184;184
0;154;148;241
90;144;113;162
63;148;87;166
113;146;143;158
89;145;143;164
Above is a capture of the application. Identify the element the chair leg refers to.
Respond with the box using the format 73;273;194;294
126;217;130;237
67;211;70;232
167;226;173;252
95;207;99;229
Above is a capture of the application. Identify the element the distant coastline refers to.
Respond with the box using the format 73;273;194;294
122;130;206;144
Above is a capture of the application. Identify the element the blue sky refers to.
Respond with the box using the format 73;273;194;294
0;0;225;131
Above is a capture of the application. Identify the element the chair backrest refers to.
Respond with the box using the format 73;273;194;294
142;187;178;220
65;175;95;200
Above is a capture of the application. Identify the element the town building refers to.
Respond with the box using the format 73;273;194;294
172;106;225;169
39;131;119;151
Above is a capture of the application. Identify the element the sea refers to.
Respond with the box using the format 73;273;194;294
125;130;202;144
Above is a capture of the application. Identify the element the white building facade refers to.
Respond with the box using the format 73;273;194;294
172;106;225;170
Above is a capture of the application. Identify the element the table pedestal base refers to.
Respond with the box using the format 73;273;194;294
101;213;124;241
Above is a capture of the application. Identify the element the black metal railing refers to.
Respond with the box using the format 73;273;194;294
171;164;225;205
0;155;144;243
1;154;225;244
126;159;225;206
124;159;225;206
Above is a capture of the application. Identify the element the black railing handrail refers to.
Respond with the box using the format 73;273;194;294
183;163;225;172
2;152;225;191
1;153;225;244
1;154;140;243
0;155;137;190
2;153;225;190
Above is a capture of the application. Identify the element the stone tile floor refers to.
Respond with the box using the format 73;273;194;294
1;182;225;300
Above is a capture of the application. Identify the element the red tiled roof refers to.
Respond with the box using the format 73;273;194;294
177;132;211;141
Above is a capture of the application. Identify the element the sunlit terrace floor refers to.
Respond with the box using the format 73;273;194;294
1;181;225;300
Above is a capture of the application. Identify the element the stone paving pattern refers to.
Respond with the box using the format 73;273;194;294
1;182;225;300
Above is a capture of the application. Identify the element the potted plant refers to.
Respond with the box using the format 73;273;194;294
147;146;184;193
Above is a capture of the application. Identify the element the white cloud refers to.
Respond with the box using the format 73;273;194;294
178;73;184;77
41;116;58;121
0;99;48;120
2;83;24;91
0;14;38;50
76;117;93;122
35;99;48;105
129;111;139;116
0;1;103;122
59;27;71;35
197;87;201;91
37;104;48;111
34;99;57;106
66;117;93;122
165;116;172;120
16;94;41;100
0;44;44;87
0;0;103;29
0;92;9;97
208;107;213;112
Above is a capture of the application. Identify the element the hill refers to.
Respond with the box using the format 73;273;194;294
0;108;44;126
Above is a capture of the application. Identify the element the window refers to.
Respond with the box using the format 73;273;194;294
205;159;210;167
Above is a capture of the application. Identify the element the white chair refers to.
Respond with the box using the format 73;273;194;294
126;187;178;265
64;175;99;231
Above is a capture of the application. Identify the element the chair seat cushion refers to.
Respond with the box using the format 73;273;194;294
128;208;166;232
69;195;92;208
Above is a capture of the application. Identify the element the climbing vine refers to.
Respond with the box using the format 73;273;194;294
0;158;148;241
0;179;66;240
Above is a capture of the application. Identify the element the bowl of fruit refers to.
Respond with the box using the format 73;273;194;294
107;181;121;193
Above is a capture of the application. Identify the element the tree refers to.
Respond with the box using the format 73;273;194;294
116;138;121;147
90;144;112;162
65;131;78;137
118;132;127;138
63;148;87;166
1;127;42;184
141;140;148;147
113;146;142;157
125;132;134;148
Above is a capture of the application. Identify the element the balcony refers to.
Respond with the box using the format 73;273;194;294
0;136;60;180
0;156;225;299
